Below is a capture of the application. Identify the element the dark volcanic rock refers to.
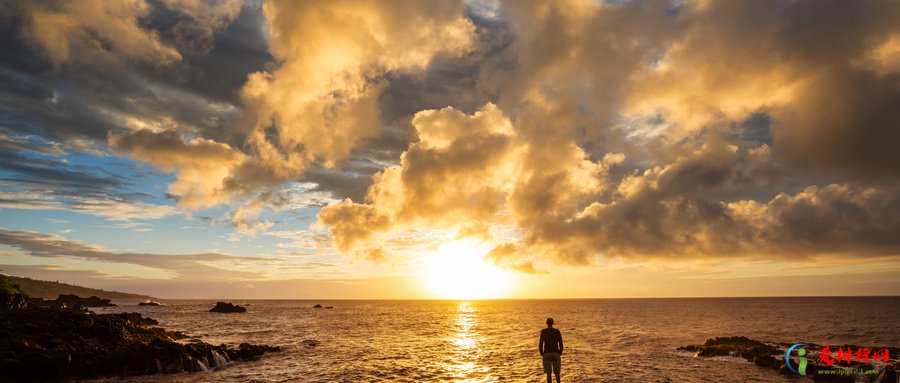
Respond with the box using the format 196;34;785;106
226;343;282;361
209;301;246;313
680;336;899;382
313;304;323;308
1;293;28;310
138;301;161;306
26;297;83;311
0;306;280;381
56;294;116;307
680;336;778;362
111;312;159;326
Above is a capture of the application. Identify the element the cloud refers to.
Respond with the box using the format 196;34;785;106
0;147;176;221
236;0;476;178
528;142;900;262
19;0;182;67
15;0;246;67
102;0;476;229
469;0;900;179
317;101;900;266
0;196;172;222
265;229;336;256
109;128;247;208
0;228;268;280
1;0;265;150
4;0;900;271
618;0;900;175
227;197;273;235
316;103;619;261
161;0;243;54
732;184;900;256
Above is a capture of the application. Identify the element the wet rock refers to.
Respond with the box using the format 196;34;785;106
0;306;280;381
325;306;334;309
138;301;161;306
687;336;778;362
225;343;282;361
55;294;115;307
111;312;159;326
678;336;781;368
313;304;323;308
209;301;246;313
679;336;900;382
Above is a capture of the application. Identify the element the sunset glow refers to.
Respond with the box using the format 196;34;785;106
420;239;513;300
0;0;898;299
3;2;900;382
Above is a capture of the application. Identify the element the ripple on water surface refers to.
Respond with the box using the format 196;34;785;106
87;297;900;383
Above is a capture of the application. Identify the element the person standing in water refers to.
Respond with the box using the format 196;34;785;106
539;317;563;383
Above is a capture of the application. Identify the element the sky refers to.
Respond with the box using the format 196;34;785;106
1;0;899;299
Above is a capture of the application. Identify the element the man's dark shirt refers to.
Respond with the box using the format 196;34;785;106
539;327;563;354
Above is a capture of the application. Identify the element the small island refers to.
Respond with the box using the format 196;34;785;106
209;301;246;313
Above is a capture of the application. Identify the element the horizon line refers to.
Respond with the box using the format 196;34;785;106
137;295;900;301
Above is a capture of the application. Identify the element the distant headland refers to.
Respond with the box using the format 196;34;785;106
1;274;153;300
0;274;156;299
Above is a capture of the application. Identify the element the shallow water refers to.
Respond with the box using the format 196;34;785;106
88;297;900;382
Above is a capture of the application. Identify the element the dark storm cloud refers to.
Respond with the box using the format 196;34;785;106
0;0;270;146
168;2;273;104
0;1;275;221
525;143;900;263
625;0;900;176
302;162;382;203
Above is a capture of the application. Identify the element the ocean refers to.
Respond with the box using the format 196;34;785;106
87;297;900;382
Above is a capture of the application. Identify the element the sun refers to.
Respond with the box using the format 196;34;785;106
420;238;514;299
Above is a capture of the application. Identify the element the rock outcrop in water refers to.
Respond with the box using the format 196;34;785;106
27;294;116;310
209;301;246;313
678;336;780;368
679;336;899;383
139;301;162;306
55;293;116;307
0;276;280;381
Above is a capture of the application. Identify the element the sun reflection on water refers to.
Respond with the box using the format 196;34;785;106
444;301;495;382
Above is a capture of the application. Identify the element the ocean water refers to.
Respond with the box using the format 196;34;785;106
87;297;900;383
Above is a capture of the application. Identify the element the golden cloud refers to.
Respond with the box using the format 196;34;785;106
317;103;621;263
107;0;475;230
87;0;900;262
21;0;182;66
239;0;475;168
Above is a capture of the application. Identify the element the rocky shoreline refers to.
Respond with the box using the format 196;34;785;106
679;336;899;383
0;282;280;382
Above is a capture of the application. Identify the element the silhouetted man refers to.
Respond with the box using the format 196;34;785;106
539;317;563;383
